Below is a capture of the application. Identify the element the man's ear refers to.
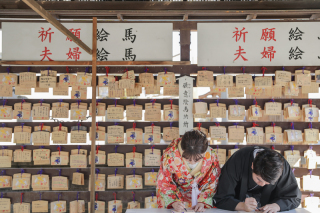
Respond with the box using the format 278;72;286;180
251;162;253;170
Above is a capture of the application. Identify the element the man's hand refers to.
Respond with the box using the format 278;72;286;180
235;198;258;212
258;203;280;213
172;201;186;212
192;203;205;212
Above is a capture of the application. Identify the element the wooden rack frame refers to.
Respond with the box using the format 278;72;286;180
1;1;320;211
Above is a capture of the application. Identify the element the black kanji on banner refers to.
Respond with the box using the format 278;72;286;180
288;27;304;41
122;48;136;61
97;28;110;41
289;46;304;60
97;48;110;61
122;28;136;43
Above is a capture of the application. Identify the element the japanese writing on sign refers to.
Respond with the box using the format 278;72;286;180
96;23;172;61
2;23;92;61
178;76;194;135
2;23;172;62
198;22;320;66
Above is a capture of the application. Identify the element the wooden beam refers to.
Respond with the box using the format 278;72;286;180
90;17;97;213
246;14;257;21
7;1;320;11
97;61;190;65
0;61;92;66
183;14;188;21
117;14;123;21
21;0;92;55
0;61;190;66
310;14;320;20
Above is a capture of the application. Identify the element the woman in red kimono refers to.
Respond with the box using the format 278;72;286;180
156;130;221;212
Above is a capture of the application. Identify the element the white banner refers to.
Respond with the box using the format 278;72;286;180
2;22;172;62
198;22;320;66
2;22;93;61
96;23;172;61
178;76;194;136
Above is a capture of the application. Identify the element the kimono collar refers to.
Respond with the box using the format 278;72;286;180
178;141;204;177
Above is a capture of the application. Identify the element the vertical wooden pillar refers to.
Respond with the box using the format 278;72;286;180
180;29;191;61
90;17;97;213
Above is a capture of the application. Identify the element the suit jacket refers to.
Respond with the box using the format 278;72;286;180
213;146;301;212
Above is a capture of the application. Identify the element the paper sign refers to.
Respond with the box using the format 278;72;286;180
178;76;194;135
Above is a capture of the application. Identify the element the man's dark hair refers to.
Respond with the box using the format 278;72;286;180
181;129;208;162
253;149;284;185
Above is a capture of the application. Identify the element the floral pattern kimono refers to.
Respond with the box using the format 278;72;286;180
156;138;221;209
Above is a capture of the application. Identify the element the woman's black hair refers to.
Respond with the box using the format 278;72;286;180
181;129;208;162
253;149;284;185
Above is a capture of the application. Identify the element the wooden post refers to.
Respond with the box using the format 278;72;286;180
21;0;92;55
180;29;191;61
90;17;97;213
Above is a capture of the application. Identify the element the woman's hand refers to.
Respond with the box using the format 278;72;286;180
172;201;186;212
193;203;205;212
